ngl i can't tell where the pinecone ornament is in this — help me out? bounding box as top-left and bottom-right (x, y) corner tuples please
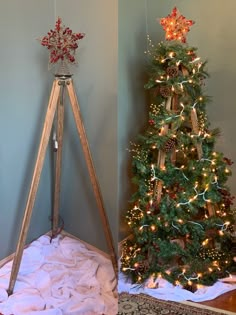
(160, 85), (172, 98)
(166, 65), (179, 78)
(163, 138), (177, 152)
(135, 259), (149, 273)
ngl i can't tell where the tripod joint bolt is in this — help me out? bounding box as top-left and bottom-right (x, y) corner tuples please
(58, 80), (71, 86)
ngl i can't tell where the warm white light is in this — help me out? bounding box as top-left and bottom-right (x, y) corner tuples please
(150, 225), (156, 231)
(202, 239), (209, 246)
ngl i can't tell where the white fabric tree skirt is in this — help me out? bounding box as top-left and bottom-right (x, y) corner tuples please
(118, 269), (236, 303)
(0, 235), (117, 315)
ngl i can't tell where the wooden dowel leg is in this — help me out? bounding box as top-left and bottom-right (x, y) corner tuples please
(155, 151), (166, 204)
(7, 80), (61, 295)
(154, 96), (172, 205)
(66, 79), (118, 279)
(190, 108), (203, 159)
(52, 88), (65, 236)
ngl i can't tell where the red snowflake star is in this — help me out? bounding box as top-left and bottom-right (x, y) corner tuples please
(160, 7), (194, 43)
(39, 17), (85, 64)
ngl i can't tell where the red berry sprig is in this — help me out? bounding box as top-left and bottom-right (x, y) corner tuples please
(39, 17), (85, 64)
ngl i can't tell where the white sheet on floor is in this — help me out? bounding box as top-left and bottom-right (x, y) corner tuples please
(118, 269), (236, 302)
(0, 235), (117, 315)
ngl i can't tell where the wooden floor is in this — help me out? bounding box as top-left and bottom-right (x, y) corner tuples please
(199, 289), (236, 313)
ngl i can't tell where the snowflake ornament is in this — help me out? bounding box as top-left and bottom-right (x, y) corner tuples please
(39, 17), (85, 65)
(160, 7), (194, 43)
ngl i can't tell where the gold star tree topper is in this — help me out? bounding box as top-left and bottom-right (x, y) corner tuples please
(160, 7), (194, 43)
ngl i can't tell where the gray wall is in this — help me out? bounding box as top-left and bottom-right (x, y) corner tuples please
(118, 1), (148, 239)
(57, 0), (118, 252)
(0, 0), (117, 260)
(118, 0), (236, 240)
(1, 0), (236, 259)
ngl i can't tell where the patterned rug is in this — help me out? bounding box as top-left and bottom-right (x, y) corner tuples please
(118, 292), (229, 315)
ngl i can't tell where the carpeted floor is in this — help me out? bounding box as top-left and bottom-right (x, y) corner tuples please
(118, 292), (233, 315)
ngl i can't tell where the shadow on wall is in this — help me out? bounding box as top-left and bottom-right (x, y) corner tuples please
(119, 59), (149, 241)
(206, 69), (236, 203)
(9, 79), (53, 253)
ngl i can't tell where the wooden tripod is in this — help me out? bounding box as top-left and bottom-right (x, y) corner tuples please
(7, 75), (118, 295)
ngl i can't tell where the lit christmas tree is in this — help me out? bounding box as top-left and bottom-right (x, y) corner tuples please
(121, 7), (236, 291)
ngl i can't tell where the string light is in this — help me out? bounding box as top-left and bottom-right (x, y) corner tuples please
(150, 225), (156, 231)
(133, 248), (141, 258)
(190, 57), (201, 63)
(175, 166), (190, 181)
(192, 101), (198, 109)
(151, 164), (161, 181)
(139, 224), (149, 231)
(177, 185), (211, 206)
(122, 267), (136, 271)
(197, 63), (202, 71)
(226, 271), (233, 278)
(202, 239), (209, 246)
(178, 269), (201, 281)
(216, 221), (230, 231)
(200, 158), (216, 164)
(188, 221), (204, 229)
(176, 60), (181, 66)
(172, 222), (180, 231)
(164, 102), (185, 122)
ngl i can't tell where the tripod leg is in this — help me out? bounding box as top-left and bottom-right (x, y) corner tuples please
(7, 79), (61, 295)
(52, 87), (65, 236)
(66, 79), (118, 279)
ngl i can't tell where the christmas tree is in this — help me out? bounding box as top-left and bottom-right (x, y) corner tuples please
(121, 7), (236, 291)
